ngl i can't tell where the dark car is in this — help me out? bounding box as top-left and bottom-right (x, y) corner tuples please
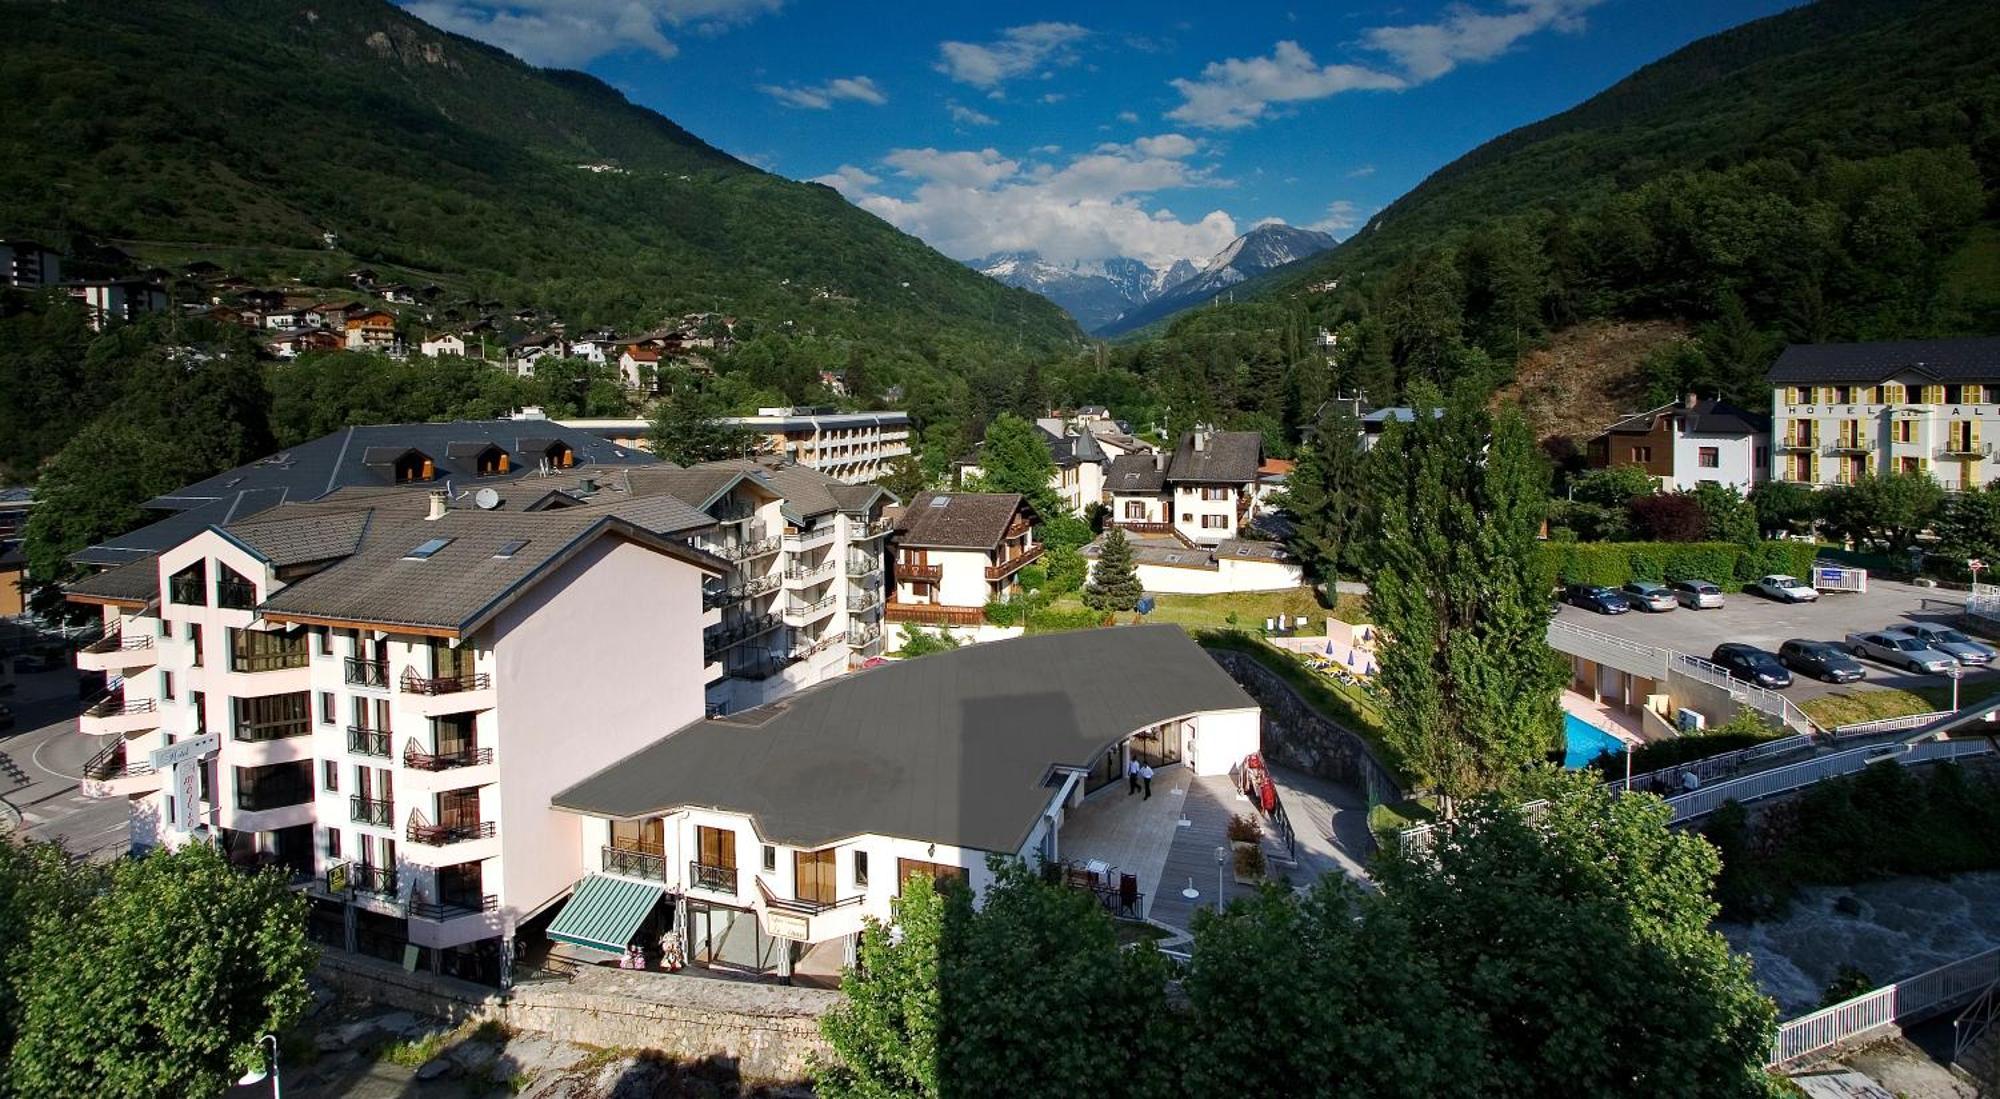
(1778, 639), (1865, 684)
(1712, 643), (1793, 689)
(0, 702), (12, 730)
(1564, 583), (1631, 615)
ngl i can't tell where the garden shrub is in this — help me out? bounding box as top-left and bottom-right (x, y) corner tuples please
(1540, 540), (1817, 591)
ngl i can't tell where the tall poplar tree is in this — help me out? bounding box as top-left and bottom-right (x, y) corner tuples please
(1280, 401), (1364, 586)
(1363, 383), (1565, 811)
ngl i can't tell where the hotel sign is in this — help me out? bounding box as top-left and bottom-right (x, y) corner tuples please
(151, 733), (219, 834)
(765, 910), (811, 942)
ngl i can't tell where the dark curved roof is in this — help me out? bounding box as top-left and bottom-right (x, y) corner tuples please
(552, 626), (1257, 852)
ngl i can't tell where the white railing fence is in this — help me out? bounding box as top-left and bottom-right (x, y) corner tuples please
(1771, 947), (2000, 1066)
(1668, 652), (1819, 736)
(1667, 738), (1994, 824)
(1828, 710), (1955, 738)
(1622, 732), (1818, 792)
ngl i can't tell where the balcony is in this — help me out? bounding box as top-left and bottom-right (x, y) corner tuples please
(791, 632), (842, 661)
(884, 602), (985, 627)
(234, 714), (309, 743)
(399, 669), (491, 696)
(1937, 441), (1994, 460)
(349, 795), (394, 827)
(79, 692), (159, 736)
(1822, 438), (1875, 456)
(783, 559), (837, 587)
(347, 726), (391, 757)
(710, 500), (755, 524)
(229, 647), (309, 674)
(408, 895), (498, 922)
(1111, 520), (1174, 536)
(215, 578), (258, 611)
(344, 657), (390, 689)
(703, 535), (781, 563)
(703, 613), (782, 662)
(76, 629), (159, 673)
(848, 590), (882, 616)
(79, 739), (162, 799)
(1775, 437), (1818, 453)
(785, 593), (839, 625)
(757, 876), (864, 917)
(689, 860), (739, 895)
(402, 738), (493, 771)
(602, 843), (667, 881)
(986, 544), (1045, 581)
(406, 816), (496, 846)
(852, 517), (894, 540)
(848, 622), (882, 650)
(329, 861), (398, 899)
(168, 576), (206, 606)
(785, 525), (836, 549)
(846, 554), (880, 577)
(898, 562), (942, 583)
(703, 573), (781, 610)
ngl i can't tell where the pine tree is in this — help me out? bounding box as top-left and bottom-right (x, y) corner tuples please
(1083, 527), (1144, 612)
(1363, 383), (1565, 812)
(647, 372), (748, 465)
(1280, 401), (1363, 585)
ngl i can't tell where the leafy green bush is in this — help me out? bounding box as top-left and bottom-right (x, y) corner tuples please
(982, 599), (1023, 628)
(1540, 540), (1817, 590)
(1025, 606), (1104, 633)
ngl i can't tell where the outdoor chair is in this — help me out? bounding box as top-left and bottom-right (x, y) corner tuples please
(1117, 874), (1141, 918)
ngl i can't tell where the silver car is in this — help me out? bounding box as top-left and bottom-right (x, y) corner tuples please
(1670, 579), (1725, 609)
(1619, 581), (1676, 612)
(1845, 630), (1957, 674)
(1887, 622), (1996, 666)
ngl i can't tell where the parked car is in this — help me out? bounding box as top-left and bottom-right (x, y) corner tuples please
(1845, 630), (1956, 674)
(1619, 581), (1676, 612)
(1712, 643), (1792, 689)
(1669, 579), (1725, 609)
(1749, 574), (1820, 603)
(1564, 584), (1631, 615)
(1778, 639), (1866, 683)
(0, 702), (12, 730)
(1886, 622), (1997, 666)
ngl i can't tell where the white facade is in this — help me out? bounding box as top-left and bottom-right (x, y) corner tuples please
(1095, 555), (1304, 595)
(70, 280), (168, 330)
(1173, 484), (1245, 545)
(1671, 426), (1763, 493)
(421, 334), (467, 358)
(1771, 381), (2000, 490)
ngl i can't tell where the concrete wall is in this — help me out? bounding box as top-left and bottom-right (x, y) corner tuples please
(315, 952), (834, 1083)
(1117, 557), (1303, 595)
(1205, 648), (1404, 809)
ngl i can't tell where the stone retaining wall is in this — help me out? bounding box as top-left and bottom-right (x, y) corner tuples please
(1206, 648), (1406, 812)
(317, 953), (837, 1082)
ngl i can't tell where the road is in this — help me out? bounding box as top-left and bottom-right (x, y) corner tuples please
(1552, 578), (1995, 706)
(0, 665), (133, 859)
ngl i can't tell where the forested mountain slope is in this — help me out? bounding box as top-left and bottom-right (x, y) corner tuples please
(0, 0), (1080, 352)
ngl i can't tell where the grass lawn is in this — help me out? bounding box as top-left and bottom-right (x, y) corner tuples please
(1036, 586), (1366, 633)
(1113, 920), (1172, 948)
(1367, 799), (1436, 849)
(1798, 677), (2000, 728)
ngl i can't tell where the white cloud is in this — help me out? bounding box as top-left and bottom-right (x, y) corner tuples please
(819, 137), (1237, 266)
(1116, 110), (1140, 124)
(1166, 0), (1604, 130)
(1345, 164), (1377, 178)
(936, 22), (1089, 89)
(1306, 200), (1363, 236)
(405, 0), (781, 67)
(758, 75), (887, 109)
(1167, 41), (1404, 130)
(948, 102), (998, 126)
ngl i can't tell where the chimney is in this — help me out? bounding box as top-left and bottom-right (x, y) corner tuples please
(426, 490), (449, 521)
(1154, 451), (1168, 472)
(579, 475), (599, 495)
(1684, 391), (1699, 410)
(1193, 428), (1208, 452)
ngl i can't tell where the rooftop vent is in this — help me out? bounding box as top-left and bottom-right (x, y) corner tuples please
(929, 496), (950, 508)
(405, 536), (453, 560)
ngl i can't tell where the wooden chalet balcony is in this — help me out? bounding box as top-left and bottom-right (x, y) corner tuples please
(1111, 520), (1174, 535)
(898, 562), (942, 583)
(399, 668), (491, 695)
(986, 544), (1045, 581)
(884, 602), (985, 626)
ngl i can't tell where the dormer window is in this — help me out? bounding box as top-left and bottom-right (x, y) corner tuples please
(168, 561), (207, 606)
(215, 564), (257, 610)
(475, 446), (511, 476)
(394, 450), (437, 483)
(545, 442), (576, 469)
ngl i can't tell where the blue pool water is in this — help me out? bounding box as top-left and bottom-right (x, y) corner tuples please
(1563, 713), (1627, 769)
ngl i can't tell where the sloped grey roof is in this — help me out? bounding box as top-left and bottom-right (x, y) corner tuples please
(894, 492), (1023, 550)
(226, 508), (373, 566)
(1767, 337), (2000, 384)
(552, 626), (1258, 852)
(65, 559), (159, 605)
(74, 488), (293, 567)
(1168, 431), (1262, 484)
(1107, 454), (1167, 494)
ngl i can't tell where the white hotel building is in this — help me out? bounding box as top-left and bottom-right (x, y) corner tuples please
(1767, 337), (2000, 489)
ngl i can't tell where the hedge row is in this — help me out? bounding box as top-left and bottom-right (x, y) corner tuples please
(1540, 540), (1819, 589)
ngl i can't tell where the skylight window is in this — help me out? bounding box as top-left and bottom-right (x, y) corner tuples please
(405, 537), (453, 560)
(493, 539), (529, 559)
(929, 496), (950, 508)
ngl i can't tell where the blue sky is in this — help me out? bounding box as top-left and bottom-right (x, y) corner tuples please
(407, 0), (1800, 267)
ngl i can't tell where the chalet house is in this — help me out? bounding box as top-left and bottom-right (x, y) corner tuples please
(265, 328), (341, 359)
(509, 333), (564, 376)
(566, 335), (612, 366)
(0, 239), (62, 288)
(420, 333), (468, 358)
(618, 344), (662, 390)
(180, 259), (222, 280)
(1585, 395), (1770, 493)
(1106, 429), (1263, 546)
(344, 310), (398, 352)
(886, 492), (1038, 630)
(381, 284), (420, 305)
(953, 418), (1108, 518)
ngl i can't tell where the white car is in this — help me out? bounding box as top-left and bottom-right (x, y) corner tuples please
(1749, 574), (1819, 603)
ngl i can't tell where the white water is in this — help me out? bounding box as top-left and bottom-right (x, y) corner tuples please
(1718, 871), (2000, 1015)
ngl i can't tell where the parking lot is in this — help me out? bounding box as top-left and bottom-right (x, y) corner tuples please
(1552, 577), (1993, 706)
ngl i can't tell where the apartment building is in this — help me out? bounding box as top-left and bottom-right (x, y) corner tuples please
(955, 418), (1109, 517)
(543, 626), (1260, 982)
(725, 409), (912, 484)
(68, 489), (727, 982)
(1105, 429), (1264, 546)
(1583, 396), (1770, 493)
(68, 278), (168, 330)
(344, 310), (398, 352)
(885, 492), (1039, 630)
(1767, 337), (2000, 489)
(0, 239), (61, 287)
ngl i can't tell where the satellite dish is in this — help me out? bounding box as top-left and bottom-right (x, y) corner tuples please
(474, 488), (501, 510)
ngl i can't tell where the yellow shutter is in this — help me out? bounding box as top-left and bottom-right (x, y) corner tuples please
(1929, 385), (1947, 405)
(1974, 420), (1983, 449)
(1810, 419), (1821, 446)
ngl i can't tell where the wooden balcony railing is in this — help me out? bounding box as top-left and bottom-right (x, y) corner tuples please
(986, 543), (1045, 581)
(399, 668), (490, 695)
(884, 602), (985, 626)
(689, 861), (739, 894)
(897, 562), (942, 582)
(343, 658), (389, 688)
(602, 844), (667, 881)
(346, 726), (391, 757)
(1111, 520), (1174, 535)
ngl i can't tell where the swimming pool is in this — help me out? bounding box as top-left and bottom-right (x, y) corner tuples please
(1563, 713), (1626, 769)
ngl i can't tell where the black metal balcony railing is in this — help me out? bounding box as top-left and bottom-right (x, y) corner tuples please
(85, 692), (157, 719)
(402, 738), (493, 771)
(406, 818), (496, 846)
(215, 578), (258, 610)
(346, 726), (391, 757)
(168, 576), (206, 606)
(83, 630), (154, 655)
(334, 862), (398, 898)
(408, 895), (498, 922)
(689, 860), (739, 894)
(344, 658), (390, 688)
(229, 648), (309, 674)
(759, 877), (866, 916)
(234, 717), (310, 743)
(400, 668), (491, 695)
(602, 844), (667, 880)
(349, 795), (393, 827)
(703, 613), (781, 662)
(82, 739), (127, 781)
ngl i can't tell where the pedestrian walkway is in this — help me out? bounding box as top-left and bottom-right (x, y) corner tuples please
(1264, 763), (1375, 889)
(1146, 775), (1266, 932)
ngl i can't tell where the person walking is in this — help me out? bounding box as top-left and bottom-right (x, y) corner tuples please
(1140, 763), (1154, 799)
(1127, 756), (1140, 795)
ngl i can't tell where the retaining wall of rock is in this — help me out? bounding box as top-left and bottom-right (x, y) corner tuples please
(1206, 648), (1406, 813)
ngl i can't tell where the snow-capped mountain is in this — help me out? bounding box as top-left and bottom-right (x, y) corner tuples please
(1095, 223), (1337, 336)
(972, 251), (1199, 333)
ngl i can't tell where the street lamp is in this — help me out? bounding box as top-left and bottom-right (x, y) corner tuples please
(236, 1033), (280, 1098)
(1214, 845), (1227, 914)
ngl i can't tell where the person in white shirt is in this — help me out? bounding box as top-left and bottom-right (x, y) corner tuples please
(1140, 763), (1155, 799)
(1127, 756), (1141, 795)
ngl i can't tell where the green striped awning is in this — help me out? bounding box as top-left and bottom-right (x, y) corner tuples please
(546, 874), (665, 955)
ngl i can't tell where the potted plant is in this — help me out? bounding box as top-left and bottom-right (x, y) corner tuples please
(1232, 843), (1266, 884)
